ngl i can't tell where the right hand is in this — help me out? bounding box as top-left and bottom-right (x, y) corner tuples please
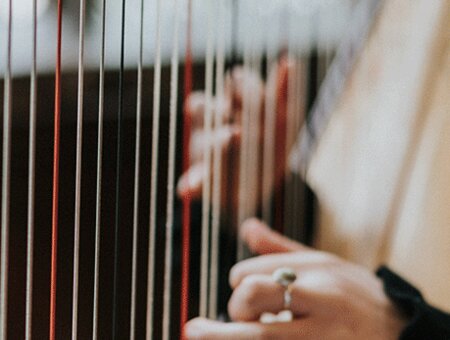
(184, 219), (408, 340)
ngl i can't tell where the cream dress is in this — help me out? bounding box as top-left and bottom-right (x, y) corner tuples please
(291, 0), (450, 311)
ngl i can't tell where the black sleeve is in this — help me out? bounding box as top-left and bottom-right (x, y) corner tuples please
(376, 266), (450, 340)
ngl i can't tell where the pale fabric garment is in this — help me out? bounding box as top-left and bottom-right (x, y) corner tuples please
(291, 0), (450, 311)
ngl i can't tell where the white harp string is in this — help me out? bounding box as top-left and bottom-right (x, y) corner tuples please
(199, 0), (216, 319)
(0, 0), (13, 337)
(162, 0), (180, 337)
(25, 0), (38, 338)
(72, 0), (86, 338)
(92, 0), (106, 340)
(292, 56), (305, 238)
(92, 0), (107, 338)
(129, 0), (145, 338)
(237, 32), (252, 261)
(209, 0), (226, 320)
(284, 10), (297, 238)
(247, 45), (262, 220)
(146, 0), (162, 337)
(262, 23), (279, 225)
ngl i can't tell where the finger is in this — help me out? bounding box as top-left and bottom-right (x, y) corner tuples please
(177, 127), (241, 199)
(185, 92), (207, 128)
(226, 67), (264, 120)
(184, 317), (318, 340)
(229, 251), (328, 288)
(241, 218), (310, 255)
(190, 126), (240, 163)
(228, 274), (311, 321)
(177, 163), (204, 199)
(185, 92), (232, 129)
(184, 317), (262, 340)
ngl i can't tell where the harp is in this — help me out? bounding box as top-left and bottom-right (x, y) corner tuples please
(0, 0), (448, 339)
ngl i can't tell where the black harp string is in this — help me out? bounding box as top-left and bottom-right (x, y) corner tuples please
(112, 0), (127, 337)
(25, 0), (38, 338)
(93, 0), (107, 338)
(129, 0), (145, 338)
(0, 0), (13, 337)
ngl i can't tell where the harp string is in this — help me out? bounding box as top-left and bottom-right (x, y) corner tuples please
(291, 12), (303, 239)
(261, 19), (279, 226)
(284, 8), (298, 238)
(209, 0), (226, 320)
(290, 56), (303, 239)
(236, 27), (252, 261)
(50, 0), (63, 338)
(0, 0), (12, 338)
(295, 10), (313, 240)
(72, 0), (87, 337)
(161, 0), (181, 338)
(92, 0), (107, 338)
(272, 7), (289, 235)
(112, 0), (127, 336)
(146, 0), (162, 337)
(180, 0), (193, 333)
(129, 0), (145, 338)
(199, 0), (216, 319)
(25, 0), (38, 338)
(248, 43), (262, 220)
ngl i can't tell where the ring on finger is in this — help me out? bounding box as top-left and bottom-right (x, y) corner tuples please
(272, 267), (296, 310)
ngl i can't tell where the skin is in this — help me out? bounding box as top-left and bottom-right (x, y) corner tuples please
(177, 57), (293, 212)
(184, 219), (408, 340)
(178, 61), (408, 339)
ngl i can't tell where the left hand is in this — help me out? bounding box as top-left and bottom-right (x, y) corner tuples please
(184, 219), (408, 340)
(177, 57), (296, 213)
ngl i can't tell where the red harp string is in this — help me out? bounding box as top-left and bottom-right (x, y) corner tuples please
(50, 0), (63, 339)
(180, 0), (193, 336)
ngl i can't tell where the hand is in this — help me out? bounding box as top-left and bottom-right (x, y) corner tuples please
(177, 56), (297, 215)
(184, 219), (408, 340)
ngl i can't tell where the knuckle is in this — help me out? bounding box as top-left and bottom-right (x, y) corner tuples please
(229, 266), (243, 287)
(240, 276), (263, 305)
(228, 276), (264, 320)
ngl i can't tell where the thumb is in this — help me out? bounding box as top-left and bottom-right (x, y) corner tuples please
(240, 218), (309, 255)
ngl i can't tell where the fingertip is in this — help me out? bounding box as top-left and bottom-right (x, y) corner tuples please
(183, 318), (208, 340)
(176, 174), (192, 199)
(177, 164), (204, 200)
(241, 218), (268, 236)
(185, 92), (207, 126)
(229, 264), (244, 289)
(240, 218), (309, 255)
(183, 320), (197, 339)
(240, 218), (278, 254)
